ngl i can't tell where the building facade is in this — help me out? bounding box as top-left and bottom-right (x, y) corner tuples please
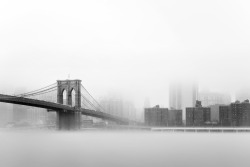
(144, 105), (182, 126)
(219, 100), (250, 127)
(186, 101), (211, 126)
(219, 106), (231, 126)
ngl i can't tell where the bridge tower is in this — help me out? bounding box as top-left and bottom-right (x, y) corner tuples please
(56, 79), (82, 130)
(57, 79), (81, 108)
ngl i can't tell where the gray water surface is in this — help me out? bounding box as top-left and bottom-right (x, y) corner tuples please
(0, 130), (249, 167)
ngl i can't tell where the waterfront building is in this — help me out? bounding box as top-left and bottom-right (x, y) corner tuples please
(219, 100), (250, 127)
(144, 105), (182, 126)
(219, 106), (231, 126)
(186, 100), (211, 126)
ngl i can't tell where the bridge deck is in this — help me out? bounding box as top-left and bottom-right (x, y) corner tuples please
(0, 94), (130, 124)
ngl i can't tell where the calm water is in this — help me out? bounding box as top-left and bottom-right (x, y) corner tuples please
(0, 130), (250, 167)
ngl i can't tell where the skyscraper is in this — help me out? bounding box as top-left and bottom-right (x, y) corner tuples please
(13, 88), (29, 123)
(235, 87), (250, 102)
(198, 90), (231, 122)
(99, 97), (137, 120)
(199, 91), (231, 107)
(169, 81), (198, 123)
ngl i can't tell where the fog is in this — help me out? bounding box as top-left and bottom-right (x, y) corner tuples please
(1, 1), (250, 166)
(1, 0), (250, 108)
(0, 131), (250, 167)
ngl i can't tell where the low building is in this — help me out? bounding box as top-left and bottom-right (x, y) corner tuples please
(241, 100), (250, 126)
(219, 106), (231, 126)
(168, 109), (182, 126)
(186, 100), (211, 126)
(144, 105), (182, 126)
(219, 100), (250, 127)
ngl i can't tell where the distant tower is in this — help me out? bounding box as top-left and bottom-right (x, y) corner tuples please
(235, 87), (250, 102)
(144, 97), (151, 108)
(13, 88), (28, 122)
(169, 83), (182, 110)
(169, 81), (198, 123)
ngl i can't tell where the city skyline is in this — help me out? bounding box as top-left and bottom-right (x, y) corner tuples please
(1, 1), (250, 167)
(169, 81), (198, 121)
(3, 80), (250, 115)
(2, 1), (250, 113)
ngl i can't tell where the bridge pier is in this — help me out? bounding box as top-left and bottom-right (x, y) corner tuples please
(57, 112), (81, 130)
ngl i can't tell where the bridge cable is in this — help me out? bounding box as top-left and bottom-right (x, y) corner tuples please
(15, 83), (57, 96)
(21, 87), (57, 97)
(81, 84), (107, 112)
(80, 94), (99, 111)
(81, 94), (102, 111)
(15, 82), (70, 97)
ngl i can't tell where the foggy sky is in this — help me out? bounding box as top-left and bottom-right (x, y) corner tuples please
(1, 0), (250, 108)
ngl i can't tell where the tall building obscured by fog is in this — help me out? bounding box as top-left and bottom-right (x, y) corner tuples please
(199, 91), (231, 107)
(235, 88), (250, 102)
(12, 88), (57, 125)
(26, 107), (56, 125)
(99, 97), (136, 121)
(169, 81), (198, 123)
(144, 97), (151, 108)
(13, 104), (28, 122)
(0, 103), (12, 126)
(0, 91), (13, 126)
(13, 88), (29, 122)
(198, 91), (231, 122)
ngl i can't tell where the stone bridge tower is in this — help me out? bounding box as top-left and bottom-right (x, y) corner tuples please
(56, 79), (82, 130)
(57, 79), (81, 108)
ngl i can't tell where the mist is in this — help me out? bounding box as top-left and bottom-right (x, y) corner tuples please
(1, 0), (250, 109)
(2, 1), (250, 167)
(1, 131), (250, 167)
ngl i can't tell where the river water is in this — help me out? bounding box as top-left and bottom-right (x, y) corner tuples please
(0, 129), (250, 167)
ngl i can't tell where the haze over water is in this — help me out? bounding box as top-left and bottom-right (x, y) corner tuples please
(0, 130), (250, 167)
(1, 0), (250, 167)
(2, 0), (250, 109)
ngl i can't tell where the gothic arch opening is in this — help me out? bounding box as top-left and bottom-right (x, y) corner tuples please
(70, 88), (76, 107)
(62, 89), (67, 105)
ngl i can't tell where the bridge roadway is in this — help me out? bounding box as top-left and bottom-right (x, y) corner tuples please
(0, 94), (130, 124)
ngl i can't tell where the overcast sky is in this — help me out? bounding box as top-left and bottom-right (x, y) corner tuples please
(1, 0), (250, 108)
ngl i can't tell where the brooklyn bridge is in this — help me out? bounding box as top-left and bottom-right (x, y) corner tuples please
(0, 79), (137, 130)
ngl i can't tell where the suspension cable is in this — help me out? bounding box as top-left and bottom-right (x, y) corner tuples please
(21, 89), (56, 98)
(15, 83), (56, 96)
(81, 101), (88, 109)
(21, 87), (57, 97)
(81, 84), (106, 111)
(15, 82), (72, 97)
(81, 94), (97, 110)
(81, 94), (99, 111)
